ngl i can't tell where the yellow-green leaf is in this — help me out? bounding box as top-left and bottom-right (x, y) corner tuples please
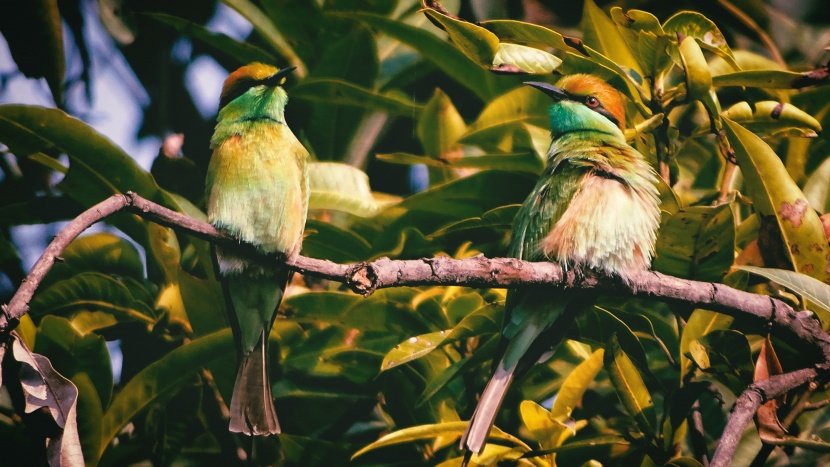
(308, 162), (380, 217)
(351, 421), (530, 459)
(604, 335), (656, 439)
(423, 8), (499, 66)
(663, 11), (739, 70)
(418, 89), (466, 158)
(551, 349), (605, 419)
(581, 0), (644, 80)
(493, 43), (562, 74)
(381, 330), (450, 370)
(723, 117), (830, 284)
(716, 101), (821, 138)
(461, 87), (549, 144)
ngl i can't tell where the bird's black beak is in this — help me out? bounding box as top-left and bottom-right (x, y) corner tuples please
(264, 66), (297, 86)
(524, 81), (569, 101)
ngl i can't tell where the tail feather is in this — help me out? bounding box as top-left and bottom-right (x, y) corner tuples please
(460, 360), (516, 456)
(229, 331), (280, 435)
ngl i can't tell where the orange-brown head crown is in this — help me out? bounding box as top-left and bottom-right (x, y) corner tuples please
(219, 63), (292, 110)
(555, 74), (626, 131)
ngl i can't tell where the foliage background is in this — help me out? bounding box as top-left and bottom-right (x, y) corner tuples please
(1, 0), (830, 466)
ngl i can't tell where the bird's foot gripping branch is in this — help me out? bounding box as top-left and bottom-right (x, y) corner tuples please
(2, 192), (830, 466)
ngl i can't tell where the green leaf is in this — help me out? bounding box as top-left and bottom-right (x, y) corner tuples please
(581, 0), (644, 80)
(99, 330), (234, 460)
(520, 400), (575, 450)
(220, 0), (306, 76)
(610, 8), (664, 35)
(422, 9), (499, 66)
(0, 0), (64, 103)
(351, 421), (529, 459)
(0, 105), (191, 282)
(381, 330), (451, 371)
(493, 43), (562, 74)
(804, 156), (830, 213)
(417, 88), (466, 161)
(713, 70), (809, 89)
(716, 101), (822, 138)
(680, 308), (734, 380)
(573, 307), (650, 372)
(677, 34), (714, 104)
(29, 272), (156, 327)
(695, 330), (754, 394)
(304, 27), (379, 161)
(428, 204), (520, 238)
(302, 219), (372, 263)
(44, 233), (144, 286)
(654, 205), (735, 283)
(416, 335), (499, 405)
(604, 335), (656, 439)
(663, 11), (739, 70)
(723, 117), (830, 284)
(480, 19), (645, 109)
(551, 349), (605, 418)
(377, 152), (542, 174)
(283, 289), (427, 334)
(292, 79), (422, 116)
(461, 87), (549, 144)
(141, 13), (277, 65)
(308, 162), (380, 216)
(71, 373), (103, 466)
(345, 12), (505, 100)
(737, 266), (830, 317)
(34, 316), (113, 420)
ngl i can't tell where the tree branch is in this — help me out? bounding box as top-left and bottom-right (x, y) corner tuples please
(711, 368), (820, 467)
(3, 192), (830, 467)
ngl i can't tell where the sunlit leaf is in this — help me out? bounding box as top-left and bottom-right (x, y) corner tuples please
(712, 101), (821, 138)
(723, 118), (830, 284)
(663, 11), (739, 70)
(604, 335), (656, 439)
(381, 330), (450, 370)
(351, 421), (529, 459)
(581, 0), (644, 80)
(422, 8), (499, 66)
(308, 162), (380, 216)
(493, 43), (562, 74)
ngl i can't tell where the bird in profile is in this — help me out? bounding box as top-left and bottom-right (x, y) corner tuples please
(206, 62), (310, 435)
(460, 74), (662, 464)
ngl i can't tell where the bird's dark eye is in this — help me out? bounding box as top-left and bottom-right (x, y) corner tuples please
(585, 96), (600, 108)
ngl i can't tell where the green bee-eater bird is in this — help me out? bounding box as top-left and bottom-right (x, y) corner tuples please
(460, 75), (662, 463)
(206, 63), (309, 435)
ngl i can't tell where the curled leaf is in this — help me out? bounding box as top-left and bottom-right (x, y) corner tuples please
(492, 43), (562, 74)
(715, 101), (821, 138)
(12, 334), (84, 466)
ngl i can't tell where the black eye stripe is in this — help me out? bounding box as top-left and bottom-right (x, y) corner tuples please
(556, 89), (620, 128)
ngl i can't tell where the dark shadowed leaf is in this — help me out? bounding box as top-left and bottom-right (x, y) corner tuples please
(654, 205), (735, 283)
(142, 13), (277, 65)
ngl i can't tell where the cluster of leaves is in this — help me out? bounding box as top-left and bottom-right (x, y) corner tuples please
(1, 0), (830, 466)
